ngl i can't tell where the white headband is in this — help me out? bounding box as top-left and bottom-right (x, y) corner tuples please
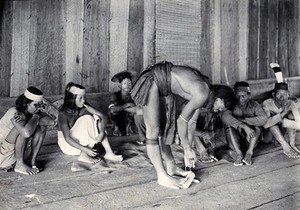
(69, 86), (86, 95)
(24, 89), (43, 102)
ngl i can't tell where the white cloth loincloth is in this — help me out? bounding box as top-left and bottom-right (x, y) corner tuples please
(57, 114), (101, 156)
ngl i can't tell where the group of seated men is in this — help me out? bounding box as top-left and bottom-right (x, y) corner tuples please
(0, 60), (299, 189)
(108, 64), (300, 168)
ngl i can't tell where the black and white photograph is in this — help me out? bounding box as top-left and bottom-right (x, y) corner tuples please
(0, 0), (300, 209)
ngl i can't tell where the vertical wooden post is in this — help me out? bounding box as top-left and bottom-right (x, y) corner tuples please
(211, 0), (221, 84)
(109, 0), (130, 92)
(65, 0), (84, 85)
(127, 0), (144, 76)
(0, 1), (13, 97)
(10, 1), (30, 97)
(143, 0), (156, 69)
(238, 0), (249, 81)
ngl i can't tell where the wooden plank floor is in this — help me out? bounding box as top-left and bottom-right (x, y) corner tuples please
(1, 130), (300, 210)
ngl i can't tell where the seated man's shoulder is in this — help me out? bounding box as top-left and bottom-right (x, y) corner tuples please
(249, 99), (262, 106)
(262, 98), (274, 105)
(0, 107), (17, 121)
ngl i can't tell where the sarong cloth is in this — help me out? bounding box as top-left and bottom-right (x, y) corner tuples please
(131, 61), (176, 145)
(57, 114), (101, 156)
(0, 107), (30, 169)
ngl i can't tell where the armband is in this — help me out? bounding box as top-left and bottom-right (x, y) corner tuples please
(179, 115), (189, 123)
(108, 104), (115, 109)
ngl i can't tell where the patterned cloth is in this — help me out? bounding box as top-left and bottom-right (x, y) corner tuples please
(131, 61), (176, 145)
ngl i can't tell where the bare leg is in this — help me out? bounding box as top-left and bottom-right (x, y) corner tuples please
(287, 128), (300, 154)
(194, 136), (214, 163)
(226, 127), (243, 166)
(14, 136), (39, 175)
(30, 125), (47, 167)
(269, 125), (299, 158)
(101, 135), (123, 162)
(134, 114), (146, 144)
(243, 127), (260, 165)
(143, 84), (185, 189)
(159, 139), (191, 177)
(93, 118), (123, 162)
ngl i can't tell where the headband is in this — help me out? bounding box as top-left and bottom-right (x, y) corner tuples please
(236, 86), (251, 93)
(270, 63), (283, 83)
(24, 89), (43, 102)
(68, 86), (86, 95)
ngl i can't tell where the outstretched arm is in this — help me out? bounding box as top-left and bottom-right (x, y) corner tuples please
(177, 99), (204, 167)
(187, 108), (200, 145)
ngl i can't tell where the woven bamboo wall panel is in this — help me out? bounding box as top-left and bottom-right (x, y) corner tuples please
(156, 0), (201, 70)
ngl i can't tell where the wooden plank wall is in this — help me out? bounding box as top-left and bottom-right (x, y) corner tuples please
(0, 0), (143, 97)
(0, 0), (12, 96)
(28, 0), (66, 95)
(0, 0), (299, 97)
(82, 0), (110, 92)
(156, 0), (300, 84)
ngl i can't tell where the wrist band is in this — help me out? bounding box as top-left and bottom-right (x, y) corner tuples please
(179, 115), (189, 123)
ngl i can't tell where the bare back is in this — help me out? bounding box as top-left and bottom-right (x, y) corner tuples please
(171, 65), (210, 102)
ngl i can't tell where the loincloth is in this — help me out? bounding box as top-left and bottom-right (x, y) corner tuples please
(57, 114), (102, 156)
(131, 61), (176, 145)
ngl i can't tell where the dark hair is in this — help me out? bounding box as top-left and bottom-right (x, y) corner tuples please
(15, 94), (33, 113)
(213, 85), (235, 111)
(15, 86), (43, 113)
(118, 73), (133, 83)
(61, 82), (86, 111)
(234, 81), (249, 89)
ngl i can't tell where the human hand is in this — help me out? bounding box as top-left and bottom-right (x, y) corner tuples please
(84, 147), (98, 157)
(184, 148), (197, 169)
(14, 112), (26, 122)
(126, 103), (135, 108)
(39, 116), (57, 126)
(281, 101), (292, 118)
(241, 124), (256, 139)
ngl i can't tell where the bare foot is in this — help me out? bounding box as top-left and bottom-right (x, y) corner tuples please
(291, 146), (300, 154)
(167, 165), (192, 177)
(14, 163), (39, 175)
(104, 153), (123, 162)
(112, 129), (122, 137)
(234, 154), (243, 166)
(283, 148), (300, 158)
(78, 152), (101, 164)
(242, 153), (252, 165)
(157, 174), (186, 189)
(198, 150), (214, 163)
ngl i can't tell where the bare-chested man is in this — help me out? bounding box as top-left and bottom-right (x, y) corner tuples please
(131, 61), (210, 189)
